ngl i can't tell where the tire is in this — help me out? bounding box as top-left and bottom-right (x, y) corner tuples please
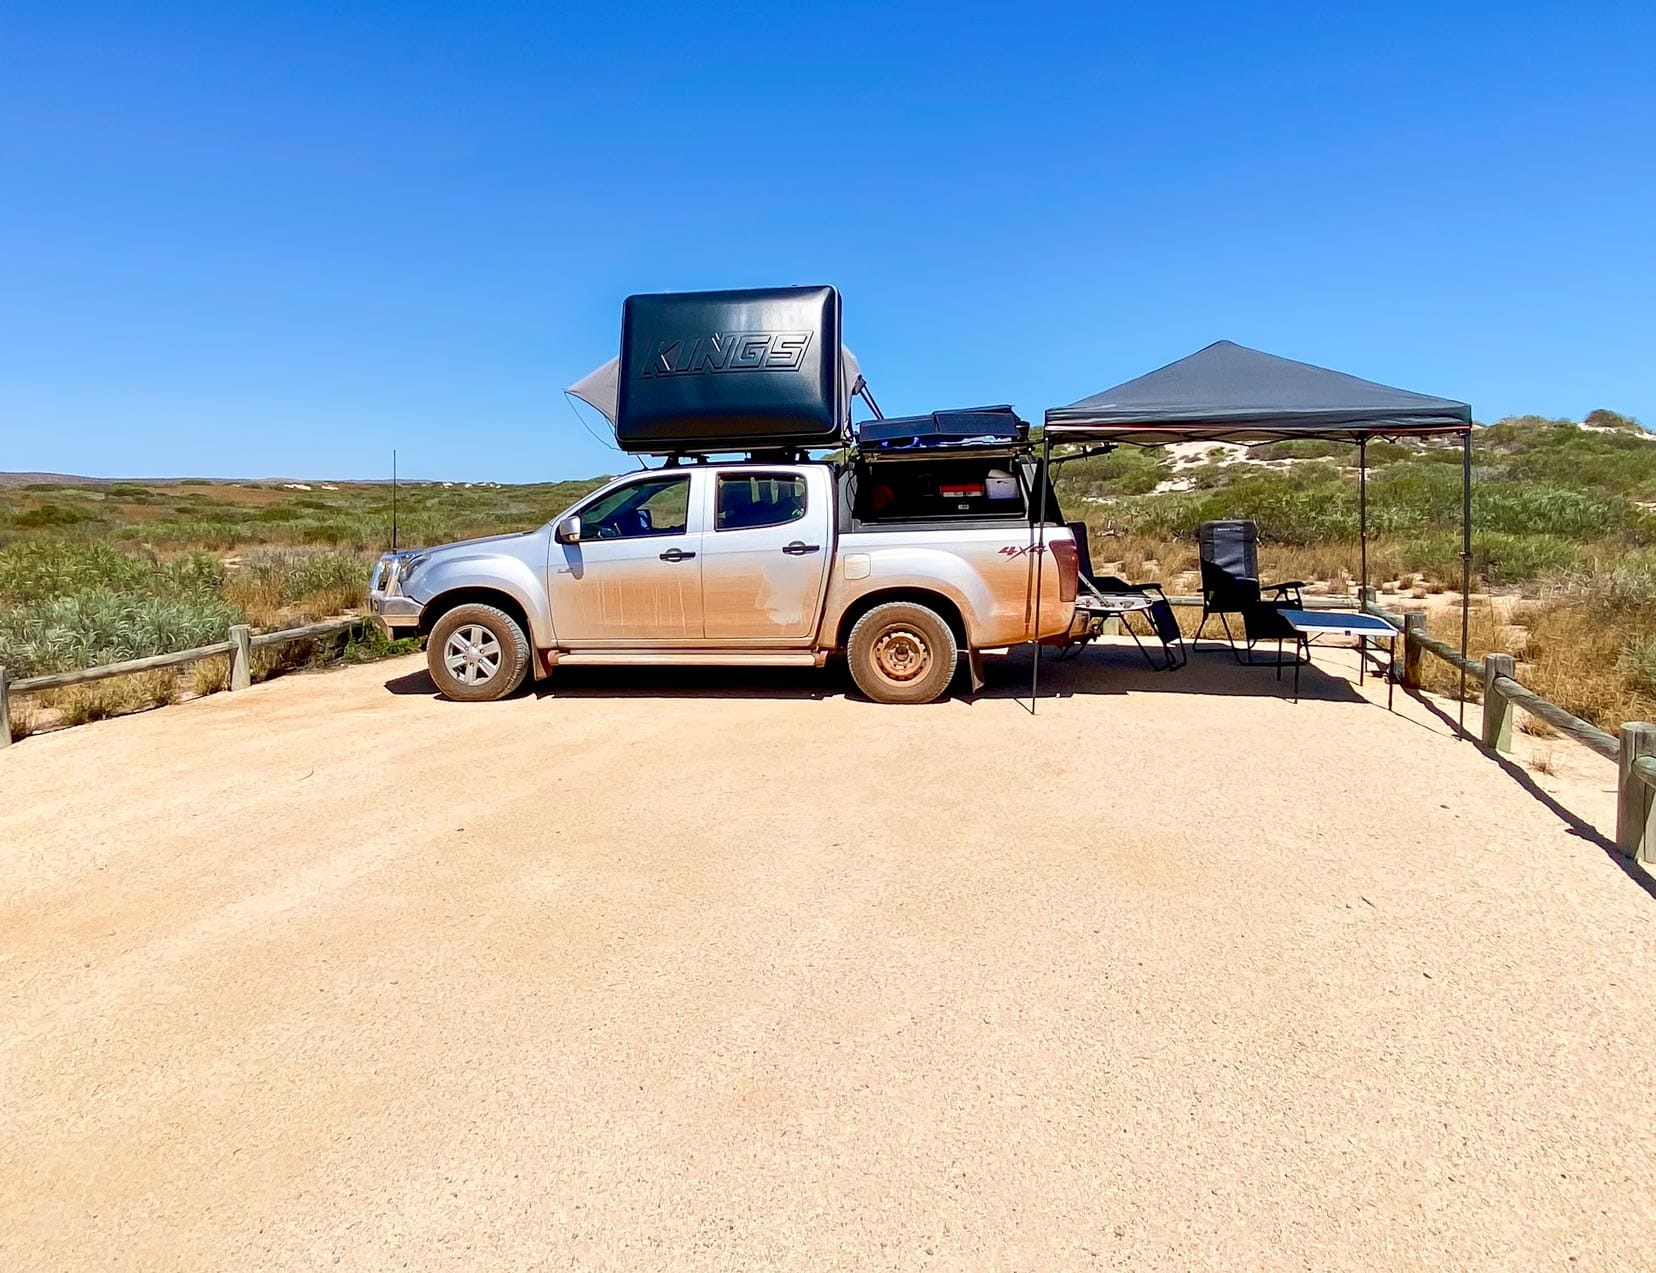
(426, 603), (532, 702)
(845, 601), (960, 705)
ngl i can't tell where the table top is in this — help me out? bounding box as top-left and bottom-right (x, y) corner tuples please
(1085, 592), (1154, 613)
(1276, 609), (1398, 637)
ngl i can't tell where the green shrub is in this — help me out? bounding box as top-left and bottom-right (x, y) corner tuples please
(1246, 439), (1345, 462)
(1584, 408), (1643, 432)
(16, 504), (95, 528)
(1397, 532), (1580, 586)
(1477, 485), (1625, 537)
(1057, 447), (1171, 497)
(0, 592), (242, 677)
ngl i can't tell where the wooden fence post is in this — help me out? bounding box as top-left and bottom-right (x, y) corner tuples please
(0, 667), (11, 749)
(1617, 723), (1656, 863)
(1482, 653), (1515, 752)
(1401, 613), (1425, 689)
(229, 624), (252, 692)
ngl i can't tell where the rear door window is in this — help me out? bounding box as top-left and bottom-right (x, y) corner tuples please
(715, 473), (808, 531)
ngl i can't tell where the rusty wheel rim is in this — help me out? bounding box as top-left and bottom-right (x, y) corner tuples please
(871, 626), (931, 684)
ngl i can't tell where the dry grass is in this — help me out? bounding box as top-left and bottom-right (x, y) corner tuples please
(6, 632), (399, 742)
(251, 632), (351, 684)
(1521, 600), (1656, 729)
(6, 696), (41, 742)
(1413, 589), (1656, 729)
(190, 656), (230, 696)
(42, 667), (181, 728)
(221, 548), (368, 628)
(1518, 712), (1558, 738)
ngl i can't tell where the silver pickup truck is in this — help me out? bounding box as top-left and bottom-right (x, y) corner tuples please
(370, 458), (1078, 704)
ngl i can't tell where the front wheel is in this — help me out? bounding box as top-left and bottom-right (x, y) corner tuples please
(427, 603), (532, 702)
(846, 601), (959, 704)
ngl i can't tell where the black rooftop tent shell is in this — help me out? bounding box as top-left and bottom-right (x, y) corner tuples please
(1043, 340), (1471, 444)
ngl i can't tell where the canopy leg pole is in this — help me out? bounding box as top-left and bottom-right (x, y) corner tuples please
(1459, 428), (1472, 735)
(1030, 432), (1051, 714)
(1358, 435), (1368, 606)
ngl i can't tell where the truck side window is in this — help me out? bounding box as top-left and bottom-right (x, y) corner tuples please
(580, 476), (690, 540)
(716, 473), (807, 531)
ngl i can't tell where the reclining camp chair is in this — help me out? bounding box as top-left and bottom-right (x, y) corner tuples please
(1195, 520), (1305, 664)
(1067, 522), (1187, 671)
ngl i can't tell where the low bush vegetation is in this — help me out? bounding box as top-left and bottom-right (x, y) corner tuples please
(3, 414), (1653, 733)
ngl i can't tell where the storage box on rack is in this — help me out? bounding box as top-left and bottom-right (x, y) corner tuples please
(615, 285), (844, 454)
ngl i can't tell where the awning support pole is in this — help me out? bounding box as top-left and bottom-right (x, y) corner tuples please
(1030, 432), (1052, 714)
(1459, 428), (1472, 734)
(1358, 435), (1368, 604)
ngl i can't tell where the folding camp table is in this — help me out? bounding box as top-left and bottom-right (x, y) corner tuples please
(1274, 609), (1399, 708)
(1069, 592), (1187, 671)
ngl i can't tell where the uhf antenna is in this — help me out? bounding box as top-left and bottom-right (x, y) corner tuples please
(391, 449), (398, 552)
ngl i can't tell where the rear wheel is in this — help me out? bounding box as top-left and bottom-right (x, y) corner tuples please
(846, 601), (959, 705)
(427, 603), (531, 702)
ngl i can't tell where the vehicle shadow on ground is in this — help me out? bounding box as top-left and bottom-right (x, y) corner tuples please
(381, 639), (1366, 706)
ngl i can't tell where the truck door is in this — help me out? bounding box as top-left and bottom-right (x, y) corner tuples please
(547, 472), (703, 644)
(699, 467), (832, 643)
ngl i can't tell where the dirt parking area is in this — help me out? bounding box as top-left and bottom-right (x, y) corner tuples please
(3, 645), (1654, 1270)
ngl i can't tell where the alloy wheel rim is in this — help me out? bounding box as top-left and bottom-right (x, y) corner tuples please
(443, 624), (503, 686)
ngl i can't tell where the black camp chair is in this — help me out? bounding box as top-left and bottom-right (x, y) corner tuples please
(1068, 522), (1187, 671)
(1195, 520), (1305, 664)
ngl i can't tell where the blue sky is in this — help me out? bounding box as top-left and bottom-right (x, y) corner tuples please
(2, 2), (1652, 481)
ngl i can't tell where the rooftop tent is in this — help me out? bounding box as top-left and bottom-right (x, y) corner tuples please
(1044, 340), (1471, 443)
(567, 356), (620, 424)
(567, 343), (868, 439)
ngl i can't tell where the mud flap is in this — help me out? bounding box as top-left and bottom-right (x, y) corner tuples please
(966, 648), (985, 694)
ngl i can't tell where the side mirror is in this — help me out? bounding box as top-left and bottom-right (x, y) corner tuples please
(555, 514), (581, 545)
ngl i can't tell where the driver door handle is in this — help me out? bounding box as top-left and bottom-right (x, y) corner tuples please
(659, 548), (696, 562)
(782, 542), (821, 556)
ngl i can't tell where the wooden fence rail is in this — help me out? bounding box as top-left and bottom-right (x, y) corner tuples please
(0, 617), (364, 749)
(4, 597), (1655, 864)
(1349, 599), (1654, 866)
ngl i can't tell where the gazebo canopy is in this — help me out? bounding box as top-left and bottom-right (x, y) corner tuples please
(1044, 340), (1471, 444)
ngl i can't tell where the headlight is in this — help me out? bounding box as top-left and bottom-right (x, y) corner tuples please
(373, 554), (402, 594)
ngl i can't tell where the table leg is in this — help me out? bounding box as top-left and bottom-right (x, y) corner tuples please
(1358, 634), (1366, 685)
(1387, 634), (1395, 711)
(1294, 638), (1302, 702)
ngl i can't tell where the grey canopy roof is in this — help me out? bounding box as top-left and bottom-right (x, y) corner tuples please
(1045, 340), (1471, 444)
(568, 346), (866, 430)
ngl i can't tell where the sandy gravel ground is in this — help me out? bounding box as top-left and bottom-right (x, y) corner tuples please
(2, 642), (1653, 1271)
